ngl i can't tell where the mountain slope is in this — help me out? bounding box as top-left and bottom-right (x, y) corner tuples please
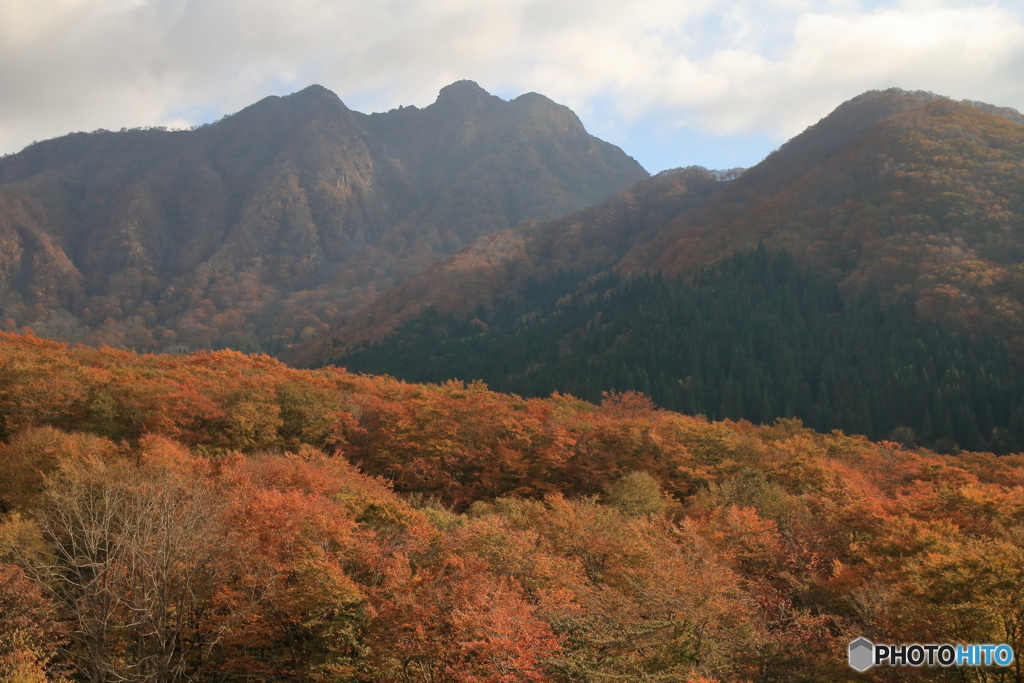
(333, 246), (1024, 453)
(0, 82), (646, 351)
(620, 91), (1024, 352)
(313, 90), (1024, 452)
(288, 165), (735, 364)
(314, 89), (1024, 359)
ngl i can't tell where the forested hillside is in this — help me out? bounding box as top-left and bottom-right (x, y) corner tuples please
(289, 165), (737, 363)
(310, 89), (1024, 454)
(621, 92), (1024, 355)
(314, 89), (1024, 361)
(0, 81), (645, 353)
(2, 333), (1024, 682)
(5, 86), (1024, 681)
(337, 247), (1024, 454)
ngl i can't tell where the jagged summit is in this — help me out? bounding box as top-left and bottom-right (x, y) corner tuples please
(512, 91), (558, 107)
(214, 84), (353, 136)
(432, 80), (501, 110)
(286, 83), (346, 106)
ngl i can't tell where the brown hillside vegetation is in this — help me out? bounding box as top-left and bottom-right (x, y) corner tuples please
(620, 91), (1024, 354)
(2, 332), (1024, 681)
(0, 82), (645, 353)
(309, 90), (1024, 364)
(290, 165), (736, 362)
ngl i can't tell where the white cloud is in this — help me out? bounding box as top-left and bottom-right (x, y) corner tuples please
(0, 0), (1022, 171)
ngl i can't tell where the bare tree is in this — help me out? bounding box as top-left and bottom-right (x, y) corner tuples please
(25, 454), (240, 683)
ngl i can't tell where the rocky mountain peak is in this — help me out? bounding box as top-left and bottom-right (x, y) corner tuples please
(433, 80), (500, 111)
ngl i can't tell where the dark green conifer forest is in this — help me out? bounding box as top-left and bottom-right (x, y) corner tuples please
(337, 247), (1024, 453)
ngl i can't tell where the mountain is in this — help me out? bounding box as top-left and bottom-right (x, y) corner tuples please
(287, 165), (739, 363)
(0, 81), (646, 352)
(318, 89), (1024, 355)
(314, 89), (1024, 453)
(619, 91), (1024, 351)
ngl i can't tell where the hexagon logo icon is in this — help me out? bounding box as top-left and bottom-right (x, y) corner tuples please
(849, 637), (874, 671)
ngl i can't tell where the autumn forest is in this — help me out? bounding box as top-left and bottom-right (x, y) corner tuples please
(3, 84), (1024, 683)
(3, 333), (1024, 682)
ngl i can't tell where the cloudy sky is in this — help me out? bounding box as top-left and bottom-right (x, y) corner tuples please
(2, 0), (1023, 172)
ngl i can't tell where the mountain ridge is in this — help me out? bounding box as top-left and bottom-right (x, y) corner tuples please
(303, 88), (1024, 453)
(308, 88), (1024, 363)
(618, 95), (1024, 357)
(0, 81), (647, 351)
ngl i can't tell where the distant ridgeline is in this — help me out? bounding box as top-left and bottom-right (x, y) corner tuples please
(334, 246), (1024, 454)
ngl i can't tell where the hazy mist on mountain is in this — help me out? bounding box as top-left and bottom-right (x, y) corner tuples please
(0, 81), (646, 351)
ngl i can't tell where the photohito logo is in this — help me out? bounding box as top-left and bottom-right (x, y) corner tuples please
(849, 638), (1014, 671)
